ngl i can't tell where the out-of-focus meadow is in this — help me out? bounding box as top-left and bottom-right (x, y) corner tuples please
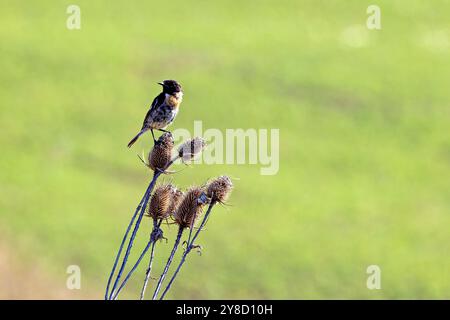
(0, 0), (449, 299)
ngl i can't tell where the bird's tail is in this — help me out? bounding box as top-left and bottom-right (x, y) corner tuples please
(127, 129), (146, 148)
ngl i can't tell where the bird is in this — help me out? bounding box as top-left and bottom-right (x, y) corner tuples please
(127, 80), (183, 148)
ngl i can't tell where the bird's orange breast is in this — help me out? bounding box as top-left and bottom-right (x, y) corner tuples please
(166, 94), (182, 109)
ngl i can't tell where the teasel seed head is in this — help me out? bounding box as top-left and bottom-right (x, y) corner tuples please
(168, 189), (184, 217)
(207, 175), (233, 204)
(148, 133), (174, 172)
(177, 137), (206, 162)
(147, 183), (176, 220)
(174, 186), (208, 229)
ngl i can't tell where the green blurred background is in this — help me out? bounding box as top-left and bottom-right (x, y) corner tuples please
(1, 0), (449, 299)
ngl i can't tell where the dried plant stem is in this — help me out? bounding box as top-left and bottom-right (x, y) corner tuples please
(111, 219), (163, 300)
(140, 230), (158, 300)
(159, 201), (216, 300)
(105, 187), (148, 299)
(108, 171), (162, 299)
(152, 226), (184, 300)
(140, 216), (168, 300)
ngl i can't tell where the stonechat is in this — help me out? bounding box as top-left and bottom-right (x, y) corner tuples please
(127, 80), (183, 148)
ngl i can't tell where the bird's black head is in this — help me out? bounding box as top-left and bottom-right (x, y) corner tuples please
(158, 80), (182, 94)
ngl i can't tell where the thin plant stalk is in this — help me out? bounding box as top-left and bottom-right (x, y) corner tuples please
(108, 171), (161, 299)
(139, 241), (158, 300)
(140, 218), (162, 300)
(159, 201), (216, 300)
(112, 219), (163, 300)
(106, 157), (177, 300)
(152, 226), (184, 300)
(108, 186), (151, 299)
(105, 187), (148, 299)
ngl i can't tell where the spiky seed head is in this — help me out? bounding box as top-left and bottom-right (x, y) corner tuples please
(168, 189), (184, 217)
(207, 176), (233, 204)
(174, 187), (207, 229)
(178, 137), (206, 162)
(147, 183), (175, 219)
(148, 133), (174, 171)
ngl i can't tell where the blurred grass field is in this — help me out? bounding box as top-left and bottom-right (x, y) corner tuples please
(0, 0), (449, 299)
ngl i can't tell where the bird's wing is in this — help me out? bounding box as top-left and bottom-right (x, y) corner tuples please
(141, 93), (165, 128)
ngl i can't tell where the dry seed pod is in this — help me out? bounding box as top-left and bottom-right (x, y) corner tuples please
(168, 189), (184, 217)
(207, 176), (233, 204)
(148, 133), (174, 172)
(174, 187), (208, 228)
(147, 184), (175, 219)
(177, 137), (206, 162)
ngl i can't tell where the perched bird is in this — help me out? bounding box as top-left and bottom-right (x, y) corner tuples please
(127, 80), (183, 148)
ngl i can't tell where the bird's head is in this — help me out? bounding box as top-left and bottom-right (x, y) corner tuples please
(158, 80), (182, 95)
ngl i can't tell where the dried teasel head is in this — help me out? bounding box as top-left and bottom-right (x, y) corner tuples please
(167, 189), (184, 217)
(147, 183), (176, 220)
(148, 133), (174, 172)
(207, 175), (233, 204)
(177, 137), (206, 162)
(173, 187), (208, 229)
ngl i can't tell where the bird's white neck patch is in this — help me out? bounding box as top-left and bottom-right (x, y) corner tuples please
(166, 92), (183, 98)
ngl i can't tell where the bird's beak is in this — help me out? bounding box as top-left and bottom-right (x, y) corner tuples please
(157, 82), (164, 86)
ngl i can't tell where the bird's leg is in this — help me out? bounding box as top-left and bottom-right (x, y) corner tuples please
(150, 129), (157, 144)
(158, 129), (171, 134)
